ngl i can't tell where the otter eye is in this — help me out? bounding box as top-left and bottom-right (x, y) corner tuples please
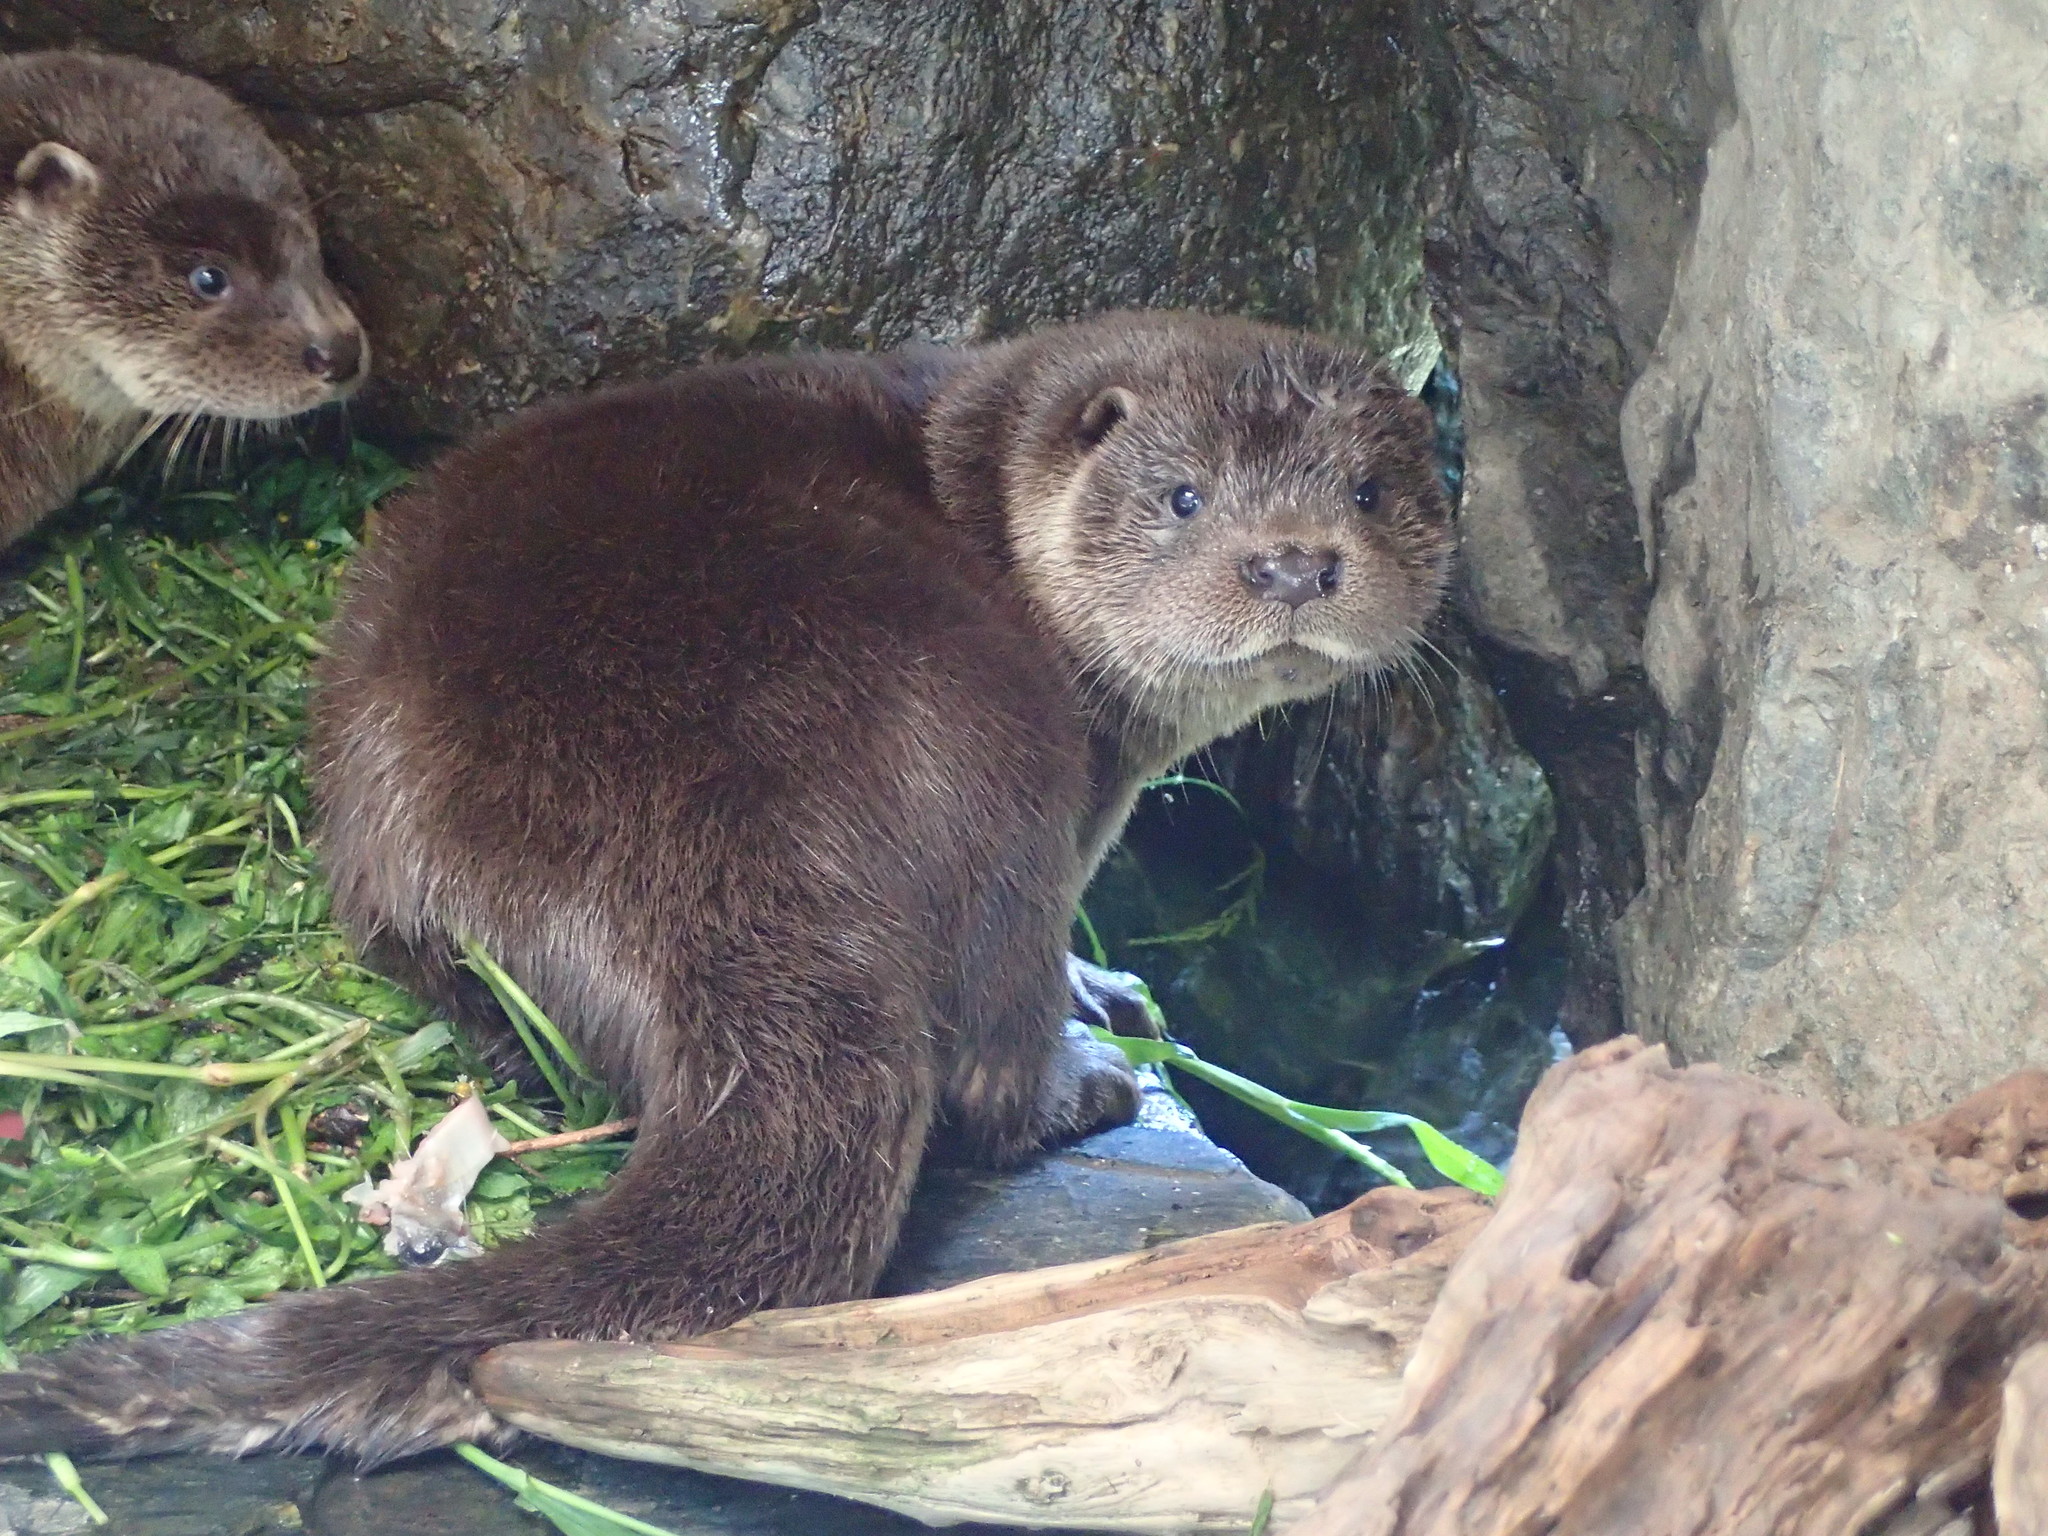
(188, 264), (230, 300)
(1352, 478), (1381, 512)
(1169, 484), (1204, 519)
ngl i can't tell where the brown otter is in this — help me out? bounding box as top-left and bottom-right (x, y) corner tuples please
(0, 312), (1451, 1464)
(0, 50), (366, 548)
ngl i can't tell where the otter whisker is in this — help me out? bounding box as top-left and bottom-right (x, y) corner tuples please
(202, 416), (226, 484)
(160, 411), (203, 491)
(1395, 647), (1445, 734)
(1409, 628), (1465, 688)
(1310, 684), (1338, 778)
(1365, 658), (1392, 728)
(112, 411), (174, 475)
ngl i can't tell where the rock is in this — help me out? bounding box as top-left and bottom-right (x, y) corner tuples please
(1436, 0), (1708, 693)
(0, 1090), (1299, 1535)
(305, 1443), (984, 1535)
(1426, 0), (1711, 1038)
(1616, 0), (2048, 1122)
(0, 1455), (320, 1536)
(883, 1093), (1307, 1294)
(0, 0), (1451, 440)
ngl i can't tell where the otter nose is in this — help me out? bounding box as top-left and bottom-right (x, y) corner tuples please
(1241, 546), (1342, 609)
(303, 330), (364, 384)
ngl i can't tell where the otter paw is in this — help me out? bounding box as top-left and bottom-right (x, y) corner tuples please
(1065, 953), (1162, 1039)
(1033, 1020), (1142, 1145)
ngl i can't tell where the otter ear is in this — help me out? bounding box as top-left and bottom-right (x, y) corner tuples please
(1075, 386), (1137, 450)
(14, 142), (100, 219)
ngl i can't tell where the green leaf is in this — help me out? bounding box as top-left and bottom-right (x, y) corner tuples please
(106, 839), (198, 906)
(533, 1156), (622, 1195)
(473, 1168), (527, 1200)
(454, 1444), (684, 1536)
(387, 1020), (453, 1074)
(111, 1244), (171, 1297)
(1087, 1028), (1505, 1197)
(1405, 1118), (1506, 1199)
(0, 1010), (64, 1040)
(220, 1243), (294, 1299)
(181, 1280), (248, 1319)
(4, 949), (74, 1018)
(5, 1261), (94, 1330)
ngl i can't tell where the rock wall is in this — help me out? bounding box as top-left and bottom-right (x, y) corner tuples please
(1619, 0), (2048, 1121)
(0, 0), (1449, 439)
(1428, 0), (1710, 1038)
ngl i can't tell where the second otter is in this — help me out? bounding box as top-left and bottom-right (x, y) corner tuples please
(0, 51), (366, 547)
(0, 312), (1452, 1463)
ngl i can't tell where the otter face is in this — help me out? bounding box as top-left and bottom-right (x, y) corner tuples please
(1006, 325), (1453, 728)
(9, 140), (366, 420)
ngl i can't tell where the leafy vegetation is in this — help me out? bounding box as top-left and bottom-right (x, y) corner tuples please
(0, 450), (631, 1361)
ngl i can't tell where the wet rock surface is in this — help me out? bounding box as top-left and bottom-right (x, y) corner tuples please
(0, 1091), (1299, 1535)
(1618, 0), (2048, 1122)
(1436, 0), (1710, 694)
(0, 0), (1450, 440)
(1423, 0), (1710, 1040)
(885, 1101), (1306, 1293)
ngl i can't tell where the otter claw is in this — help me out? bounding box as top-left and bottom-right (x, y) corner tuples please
(1066, 954), (1162, 1039)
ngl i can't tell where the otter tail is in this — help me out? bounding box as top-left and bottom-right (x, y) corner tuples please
(0, 1054), (932, 1466)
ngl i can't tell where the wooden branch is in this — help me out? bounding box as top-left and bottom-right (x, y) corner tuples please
(1295, 1038), (2048, 1536)
(473, 1042), (2048, 1534)
(499, 1116), (639, 1157)
(1998, 1343), (2048, 1535)
(473, 1186), (1486, 1532)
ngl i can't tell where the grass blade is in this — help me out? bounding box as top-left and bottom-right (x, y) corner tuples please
(44, 1452), (108, 1525)
(454, 1443), (683, 1536)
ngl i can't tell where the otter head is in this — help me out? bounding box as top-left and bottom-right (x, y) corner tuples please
(0, 71), (366, 424)
(946, 313), (1452, 741)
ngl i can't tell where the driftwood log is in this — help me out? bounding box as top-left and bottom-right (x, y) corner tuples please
(1999, 1343), (2048, 1535)
(474, 1040), (2048, 1533)
(1295, 1042), (2048, 1535)
(475, 1185), (1487, 1530)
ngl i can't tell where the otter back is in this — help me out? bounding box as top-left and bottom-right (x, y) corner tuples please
(0, 51), (366, 548)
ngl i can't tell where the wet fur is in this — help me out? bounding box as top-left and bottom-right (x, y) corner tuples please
(0, 51), (364, 547)
(0, 314), (1450, 1464)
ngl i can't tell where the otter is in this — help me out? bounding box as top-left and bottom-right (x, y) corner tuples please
(0, 50), (366, 548)
(0, 312), (1451, 1464)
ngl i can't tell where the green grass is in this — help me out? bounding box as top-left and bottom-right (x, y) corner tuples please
(0, 448), (630, 1354)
